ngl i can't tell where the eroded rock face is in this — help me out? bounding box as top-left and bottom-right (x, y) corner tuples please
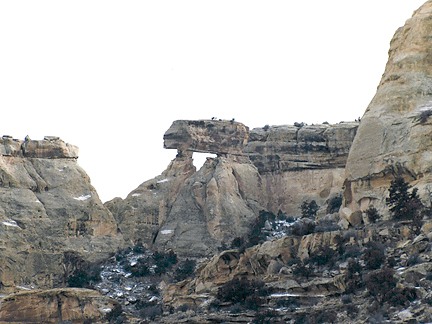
(0, 137), (124, 293)
(244, 123), (358, 173)
(0, 288), (118, 324)
(107, 153), (265, 257)
(244, 123), (358, 216)
(105, 151), (197, 246)
(153, 155), (265, 256)
(164, 119), (249, 155)
(344, 1), (432, 214)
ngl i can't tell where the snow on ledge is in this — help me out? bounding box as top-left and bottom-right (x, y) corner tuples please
(2, 220), (20, 228)
(161, 229), (173, 235)
(131, 193), (141, 197)
(74, 194), (91, 201)
(157, 178), (169, 184)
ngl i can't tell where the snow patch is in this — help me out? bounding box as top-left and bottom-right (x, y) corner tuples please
(74, 194), (91, 201)
(2, 220), (19, 228)
(157, 178), (169, 184)
(16, 285), (31, 290)
(131, 193), (141, 197)
(161, 229), (173, 235)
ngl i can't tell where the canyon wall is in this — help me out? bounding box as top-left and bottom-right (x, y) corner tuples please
(244, 123), (358, 216)
(344, 1), (432, 215)
(0, 136), (124, 293)
(107, 120), (358, 256)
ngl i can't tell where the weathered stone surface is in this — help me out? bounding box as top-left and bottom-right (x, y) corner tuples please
(344, 1), (432, 214)
(0, 136), (124, 293)
(0, 288), (118, 324)
(1, 136), (78, 159)
(164, 119), (249, 155)
(105, 151), (196, 246)
(244, 123), (357, 216)
(153, 155), (265, 256)
(244, 123), (358, 173)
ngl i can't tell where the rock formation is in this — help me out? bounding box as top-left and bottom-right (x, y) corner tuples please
(344, 1), (432, 215)
(0, 288), (119, 324)
(107, 120), (265, 256)
(106, 120), (358, 257)
(244, 123), (358, 216)
(0, 136), (124, 293)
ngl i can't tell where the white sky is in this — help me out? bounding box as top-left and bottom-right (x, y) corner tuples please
(0, 1), (427, 202)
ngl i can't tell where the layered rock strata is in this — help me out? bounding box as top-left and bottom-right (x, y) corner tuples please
(244, 123), (358, 216)
(344, 1), (432, 214)
(164, 119), (249, 155)
(107, 120), (358, 256)
(0, 136), (124, 293)
(0, 288), (119, 324)
(107, 119), (265, 256)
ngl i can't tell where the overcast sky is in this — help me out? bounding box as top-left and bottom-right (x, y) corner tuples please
(0, 1), (427, 202)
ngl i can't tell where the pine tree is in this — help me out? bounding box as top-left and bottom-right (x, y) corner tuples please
(386, 177), (423, 227)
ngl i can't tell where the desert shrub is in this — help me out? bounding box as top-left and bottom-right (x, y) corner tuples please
(294, 311), (337, 324)
(292, 262), (312, 279)
(386, 176), (423, 221)
(301, 200), (319, 218)
(139, 305), (163, 320)
(231, 236), (245, 249)
(124, 258), (150, 277)
(247, 210), (276, 246)
(417, 109), (432, 124)
(364, 268), (397, 303)
(63, 251), (101, 288)
(344, 259), (363, 294)
(174, 258), (196, 282)
(365, 206), (381, 223)
(316, 311), (337, 323)
(153, 250), (177, 275)
(343, 245), (361, 259)
(314, 219), (340, 233)
(387, 287), (417, 306)
(289, 218), (316, 236)
(216, 277), (269, 309)
(105, 304), (124, 322)
(253, 309), (278, 324)
(276, 297), (299, 308)
(326, 194), (342, 214)
(309, 246), (338, 266)
(406, 253), (422, 266)
(363, 242), (385, 270)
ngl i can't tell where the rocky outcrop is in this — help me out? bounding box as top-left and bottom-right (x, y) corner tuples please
(244, 123), (358, 173)
(344, 1), (432, 214)
(244, 123), (358, 216)
(105, 151), (197, 246)
(0, 288), (119, 324)
(164, 119), (249, 155)
(0, 136), (124, 293)
(107, 120), (358, 256)
(153, 155), (264, 256)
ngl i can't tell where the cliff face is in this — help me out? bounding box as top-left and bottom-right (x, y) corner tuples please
(107, 120), (357, 257)
(344, 1), (432, 214)
(0, 136), (124, 293)
(107, 120), (266, 256)
(244, 123), (358, 216)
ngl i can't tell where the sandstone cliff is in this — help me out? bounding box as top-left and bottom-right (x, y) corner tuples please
(106, 120), (358, 257)
(0, 136), (124, 293)
(244, 123), (358, 216)
(344, 1), (432, 215)
(107, 120), (266, 256)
